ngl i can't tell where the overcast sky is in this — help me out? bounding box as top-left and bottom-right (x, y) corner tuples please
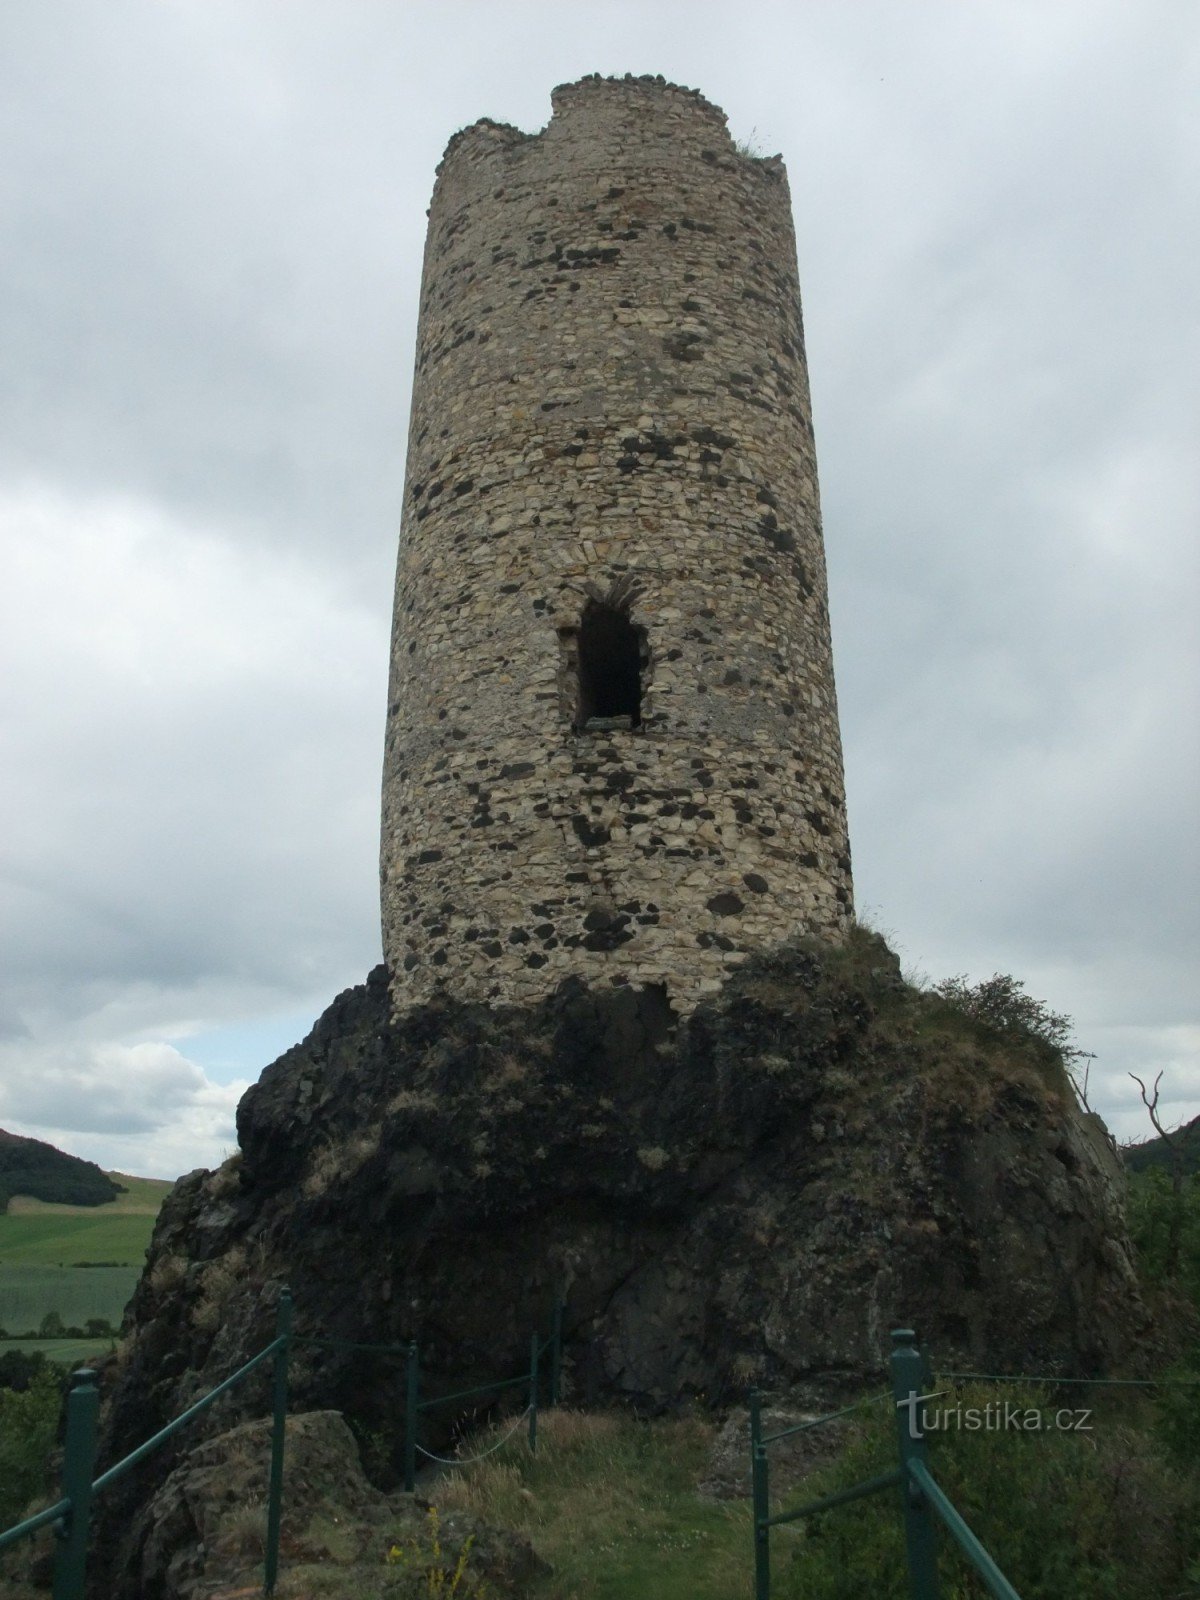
(0, 1), (1195, 1178)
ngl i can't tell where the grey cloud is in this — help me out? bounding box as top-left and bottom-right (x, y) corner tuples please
(0, 0), (1194, 1171)
(0, 1040), (213, 1136)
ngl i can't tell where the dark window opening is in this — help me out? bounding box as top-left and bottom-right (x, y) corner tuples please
(577, 602), (643, 728)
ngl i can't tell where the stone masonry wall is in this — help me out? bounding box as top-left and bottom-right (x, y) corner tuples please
(381, 74), (853, 1012)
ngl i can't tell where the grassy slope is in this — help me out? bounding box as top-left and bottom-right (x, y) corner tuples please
(0, 1336), (116, 1362)
(0, 1213), (157, 1267)
(407, 1409), (804, 1600)
(5, 1172), (172, 1217)
(0, 1266), (141, 1333)
(283, 1391), (1192, 1600)
(0, 1171), (173, 1355)
(0, 1172), (172, 1266)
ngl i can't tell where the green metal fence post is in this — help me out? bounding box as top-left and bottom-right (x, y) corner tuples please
(749, 1388), (770, 1600)
(263, 1286), (292, 1596)
(549, 1299), (564, 1408)
(404, 1341), (419, 1493)
(51, 1368), (100, 1600)
(890, 1329), (941, 1600)
(529, 1330), (539, 1455)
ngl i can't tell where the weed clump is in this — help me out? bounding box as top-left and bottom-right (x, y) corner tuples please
(387, 1506), (488, 1597)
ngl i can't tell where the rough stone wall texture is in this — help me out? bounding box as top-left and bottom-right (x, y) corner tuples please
(381, 74), (853, 1012)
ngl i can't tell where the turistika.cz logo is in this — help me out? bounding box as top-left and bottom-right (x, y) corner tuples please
(897, 1390), (1093, 1440)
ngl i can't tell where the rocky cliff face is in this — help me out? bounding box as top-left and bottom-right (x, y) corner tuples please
(92, 930), (1146, 1594)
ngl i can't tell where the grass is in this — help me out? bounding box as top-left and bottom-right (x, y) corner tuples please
(0, 1213), (157, 1267)
(773, 1381), (1200, 1600)
(427, 1407), (800, 1600)
(0, 1170), (170, 1268)
(0, 1336), (114, 1362)
(0, 1265), (140, 1334)
(5, 1171), (172, 1217)
(0, 1171), (170, 1349)
(414, 1384), (1200, 1600)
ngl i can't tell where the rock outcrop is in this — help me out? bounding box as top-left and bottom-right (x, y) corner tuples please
(115, 1408), (542, 1600)
(91, 929), (1147, 1595)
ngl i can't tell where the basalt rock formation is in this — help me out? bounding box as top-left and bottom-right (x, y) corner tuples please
(87, 930), (1146, 1595)
(112, 1410), (544, 1600)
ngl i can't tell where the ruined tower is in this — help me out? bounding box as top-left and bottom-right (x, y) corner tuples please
(381, 75), (853, 1011)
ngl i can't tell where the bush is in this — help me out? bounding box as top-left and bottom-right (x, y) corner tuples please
(779, 1383), (1200, 1599)
(0, 1349), (55, 1393)
(0, 1366), (62, 1530)
(1127, 1166), (1200, 1309)
(1152, 1345), (1200, 1470)
(931, 973), (1088, 1063)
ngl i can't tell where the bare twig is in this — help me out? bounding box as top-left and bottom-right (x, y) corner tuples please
(1069, 1060), (1094, 1113)
(1131, 1071), (1185, 1280)
(1069, 1062), (1121, 1155)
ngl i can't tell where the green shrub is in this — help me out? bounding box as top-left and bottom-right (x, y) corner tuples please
(1128, 1166), (1200, 1308)
(0, 1349), (55, 1393)
(0, 1366), (62, 1530)
(779, 1383), (1200, 1599)
(1152, 1345), (1200, 1470)
(916, 973), (1084, 1100)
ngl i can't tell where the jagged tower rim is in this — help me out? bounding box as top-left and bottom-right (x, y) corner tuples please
(438, 72), (773, 175)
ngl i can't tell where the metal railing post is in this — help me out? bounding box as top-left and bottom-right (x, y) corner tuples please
(528, 1330), (539, 1454)
(891, 1329), (941, 1600)
(749, 1388), (770, 1600)
(549, 1299), (564, 1408)
(404, 1340), (419, 1492)
(263, 1286), (292, 1596)
(51, 1368), (100, 1600)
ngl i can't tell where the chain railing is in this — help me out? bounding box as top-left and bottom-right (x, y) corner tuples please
(749, 1327), (1200, 1599)
(0, 1287), (563, 1600)
(750, 1328), (1023, 1600)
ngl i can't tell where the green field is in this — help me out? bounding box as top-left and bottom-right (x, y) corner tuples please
(0, 1169), (171, 1268)
(0, 1169), (173, 1353)
(5, 1171), (172, 1220)
(0, 1336), (115, 1363)
(0, 1265), (140, 1336)
(0, 1210), (158, 1267)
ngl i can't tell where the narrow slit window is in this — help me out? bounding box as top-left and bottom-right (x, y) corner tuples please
(577, 601), (642, 727)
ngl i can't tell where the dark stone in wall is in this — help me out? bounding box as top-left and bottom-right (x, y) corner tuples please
(571, 814), (611, 848)
(707, 891), (745, 916)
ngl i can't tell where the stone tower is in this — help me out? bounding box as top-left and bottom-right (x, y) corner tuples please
(381, 74), (853, 1012)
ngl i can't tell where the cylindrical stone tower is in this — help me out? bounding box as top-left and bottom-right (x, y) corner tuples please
(381, 74), (853, 1012)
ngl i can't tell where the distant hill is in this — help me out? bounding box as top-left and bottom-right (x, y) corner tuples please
(1124, 1113), (1200, 1176)
(0, 1129), (124, 1213)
